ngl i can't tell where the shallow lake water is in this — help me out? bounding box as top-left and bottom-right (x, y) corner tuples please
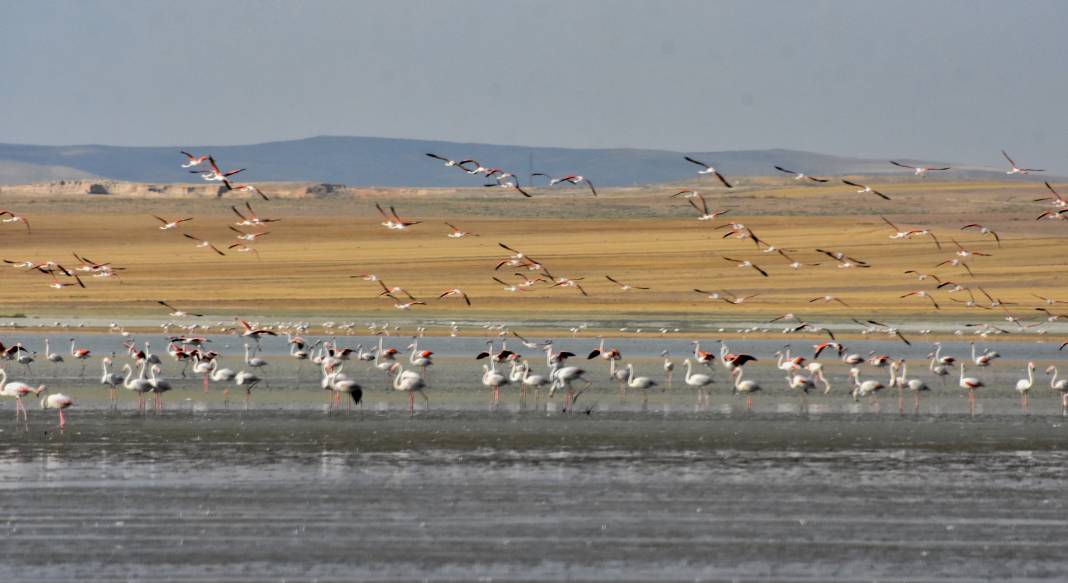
(2, 333), (1067, 581)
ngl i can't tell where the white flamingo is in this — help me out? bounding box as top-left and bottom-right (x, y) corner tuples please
(210, 360), (238, 405)
(731, 367), (761, 411)
(959, 362), (984, 415)
(147, 365), (172, 412)
(1046, 366), (1068, 414)
(100, 357), (123, 405)
(390, 363), (428, 416)
(235, 370), (261, 408)
(121, 363), (151, 411)
(40, 392), (73, 429)
(898, 360), (930, 414)
(625, 363), (657, 409)
(44, 339), (64, 365)
(662, 350), (674, 389)
(1015, 362), (1035, 412)
(682, 359), (714, 408)
(548, 361), (591, 412)
(482, 361), (509, 406)
(519, 360), (550, 407)
(0, 369), (45, 421)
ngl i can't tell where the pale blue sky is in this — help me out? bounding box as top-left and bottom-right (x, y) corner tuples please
(2, 0), (1066, 171)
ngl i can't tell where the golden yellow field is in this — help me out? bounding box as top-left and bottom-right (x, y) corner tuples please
(0, 178), (1064, 332)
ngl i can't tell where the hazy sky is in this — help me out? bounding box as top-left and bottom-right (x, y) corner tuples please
(3, 0), (1067, 171)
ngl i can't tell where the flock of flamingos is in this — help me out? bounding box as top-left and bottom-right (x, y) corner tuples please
(2, 148), (1068, 429)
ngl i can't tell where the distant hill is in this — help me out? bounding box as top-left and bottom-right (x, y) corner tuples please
(0, 136), (1021, 187)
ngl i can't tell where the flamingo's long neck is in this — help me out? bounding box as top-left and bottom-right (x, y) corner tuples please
(1051, 368), (1059, 389)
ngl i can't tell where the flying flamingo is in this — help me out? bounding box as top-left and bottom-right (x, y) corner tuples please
(0, 210), (31, 233)
(190, 156), (245, 181)
(546, 175), (597, 196)
(890, 160), (951, 176)
(445, 223), (479, 238)
(153, 215), (193, 230)
(683, 156), (732, 188)
(231, 202), (280, 227)
(180, 151), (209, 168)
(425, 153), (465, 168)
(1001, 150), (1043, 175)
(375, 203), (420, 230)
(438, 288), (471, 306)
(687, 195), (728, 221)
(182, 234), (226, 256)
(842, 180), (891, 200)
(722, 256), (769, 277)
(774, 166), (829, 183)
(222, 179), (269, 200)
(605, 275), (649, 291)
(1034, 182), (1068, 208)
(960, 224), (1001, 247)
(899, 290), (940, 310)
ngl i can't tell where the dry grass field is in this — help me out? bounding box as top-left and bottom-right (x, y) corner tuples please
(0, 178), (1064, 333)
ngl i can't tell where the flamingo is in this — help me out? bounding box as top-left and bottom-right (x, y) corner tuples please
(182, 234), (226, 256)
(682, 359), (713, 408)
(683, 156), (732, 188)
(625, 364), (657, 410)
(959, 363), (984, 415)
(0, 369), (45, 422)
(546, 174), (597, 196)
(44, 339), (64, 366)
(687, 194), (728, 221)
(786, 371), (817, 410)
(237, 319), (278, 347)
(605, 275), (649, 291)
(519, 360), (550, 407)
(210, 360), (238, 406)
(0, 210), (31, 233)
(222, 179), (269, 200)
(68, 338), (91, 375)
(960, 224), (1001, 247)
(482, 361), (509, 406)
(235, 370), (261, 408)
(662, 350), (674, 389)
(14, 344), (34, 374)
(731, 367), (761, 411)
(39, 392), (73, 429)
(375, 203), (420, 230)
(180, 150), (209, 168)
(329, 370), (363, 413)
(928, 351), (950, 387)
(408, 339), (434, 374)
(231, 202), (280, 227)
(848, 367), (886, 407)
(548, 361), (591, 412)
(438, 288), (471, 306)
(1015, 362), (1036, 412)
(244, 343), (269, 373)
(147, 365), (172, 412)
(842, 180), (891, 200)
(152, 215), (193, 230)
(390, 363), (428, 416)
(970, 343), (999, 367)
(890, 160), (951, 176)
(190, 156), (245, 181)
(121, 363), (151, 411)
(100, 356), (123, 405)
(773, 166), (829, 183)
(1001, 150), (1043, 175)
(897, 361), (931, 415)
(1046, 366), (1068, 414)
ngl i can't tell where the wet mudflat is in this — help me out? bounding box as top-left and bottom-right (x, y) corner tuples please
(1, 410), (1066, 582)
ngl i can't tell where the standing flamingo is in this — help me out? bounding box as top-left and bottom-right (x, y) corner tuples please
(0, 369), (45, 422)
(731, 367), (761, 411)
(210, 359), (238, 406)
(100, 356), (123, 405)
(390, 363), (428, 416)
(959, 363), (985, 415)
(898, 360), (931, 414)
(682, 359), (713, 408)
(482, 361), (509, 407)
(70, 338), (91, 376)
(1046, 366), (1068, 414)
(121, 363), (151, 411)
(235, 370), (261, 409)
(519, 360), (550, 408)
(625, 363), (658, 410)
(147, 365), (172, 412)
(662, 350), (674, 390)
(40, 392), (73, 429)
(1015, 362), (1035, 412)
